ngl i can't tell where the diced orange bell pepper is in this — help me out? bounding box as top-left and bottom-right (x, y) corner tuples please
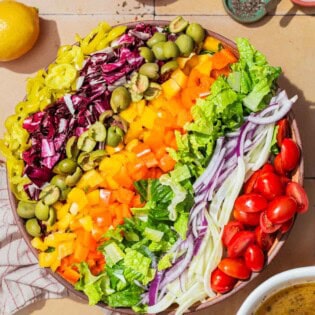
(203, 36), (222, 52)
(158, 154), (176, 173)
(162, 78), (181, 100)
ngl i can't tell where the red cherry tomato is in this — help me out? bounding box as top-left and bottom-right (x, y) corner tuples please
(266, 196), (297, 224)
(280, 217), (295, 234)
(280, 138), (300, 172)
(274, 154), (286, 176)
(276, 118), (290, 147)
(234, 193), (268, 213)
(255, 226), (276, 252)
(243, 171), (260, 194)
(260, 211), (281, 234)
(210, 267), (237, 294)
(233, 207), (261, 226)
(222, 221), (244, 247)
(261, 163), (275, 174)
(256, 172), (284, 200)
(280, 175), (291, 188)
(227, 231), (256, 258)
(285, 182), (309, 214)
(244, 244), (265, 272)
(218, 258), (252, 280)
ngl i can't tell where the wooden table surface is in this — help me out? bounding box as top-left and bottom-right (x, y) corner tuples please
(1, 1), (315, 314)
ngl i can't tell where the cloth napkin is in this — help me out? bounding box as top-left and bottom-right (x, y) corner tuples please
(0, 162), (68, 314)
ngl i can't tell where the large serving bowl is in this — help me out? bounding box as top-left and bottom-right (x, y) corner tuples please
(8, 21), (304, 314)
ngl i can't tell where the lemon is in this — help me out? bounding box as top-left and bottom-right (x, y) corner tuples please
(0, 0), (39, 62)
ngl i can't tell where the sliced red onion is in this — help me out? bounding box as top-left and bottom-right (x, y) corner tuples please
(148, 271), (163, 306)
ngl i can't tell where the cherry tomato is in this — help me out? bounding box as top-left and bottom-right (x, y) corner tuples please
(255, 226), (276, 252)
(244, 244), (265, 272)
(276, 118), (290, 147)
(234, 207), (260, 226)
(260, 211), (281, 234)
(261, 163), (275, 174)
(234, 193), (268, 213)
(222, 221), (244, 247)
(227, 230), (256, 258)
(285, 182), (309, 214)
(266, 196), (297, 224)
(274, 154), (286, 176)
(280, 138), (300, 172)
(256, 172), (284, 200)
(210, 267), (237, 294)
(218, 258), (251, 280)
(280, 175), (290, 188)
(243, 171), (260, 194)
(280, 217), (295, 234)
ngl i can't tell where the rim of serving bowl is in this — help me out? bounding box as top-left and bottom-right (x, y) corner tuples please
(7, 20), (304, 315)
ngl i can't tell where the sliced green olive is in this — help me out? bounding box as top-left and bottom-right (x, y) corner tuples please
(130, 73), (150, 94)
(99, 110), (114, 123)
(44, 207), (57, 227)
(144, 82), (162, 101)
(60, 187), (71, 201)
(89, 121), (107, 142)
(90, 149), (107, 164)
(17, 200), (36, 219)
(147, 32), (167, 48)
(161, 60), (179, 75)
(152, 42), (167, 61)
(130, 91), (143, 102)
(139, 46), (155, 62)
(110, 86), (131, 113)
(175, 34), (194, 57)
(163, 41), (180, 59)
(139, 63), (159, 80)
(106, 126), (124, 147)
(77, 152), (94, 171)
(25, 218), (42, 237)
(50, 175), (68, 191)
(39, 184), (60, 206)
(65, 167), (83, 187)
(66, 136), (79, 159)
(56, 158), (77, 175)
(35, 200), (50, 221)
(169, 16), (189, 33)
(77, 130), (97, 152)
(186, 23), (205, 44)
(112, 115), (129, 133)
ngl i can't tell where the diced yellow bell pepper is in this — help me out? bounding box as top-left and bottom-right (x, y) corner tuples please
(170, 69), (188, 89)
(120, 101), (138, 123)
(76, 169), (104, 190)
(177, 57), (191, 69)
(99, 157), (122, 175)
(79, 215), (93, 232)
(57, 203), (70, 220)
(57, 241), (74, 260)
(194, 55), (213, 76)
(87, 190), (100, 206)
(31, 237), (48, 252)
(136, 100), (146, 116)
(140, 106), (157, 130)
(162, 79), (181, 100)
(38, 251), (58, 268)
(105, 143), (124, 155)
(67, 187), (88, 210)
(50, 258), (61, 272)
(44, 232), (76, 247)
(203, 36), (221, 52)
(124, 120), (143, 143)
(57, 213), (72, 231)
(125, 139), (139, 152)
(103, 175), (120, 190)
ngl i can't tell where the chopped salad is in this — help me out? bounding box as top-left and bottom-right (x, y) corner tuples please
(0, 17), (309, 314)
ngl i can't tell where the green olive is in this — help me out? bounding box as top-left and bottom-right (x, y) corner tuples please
(17, 201), (36, 219)
(110, 86), (131, 113)
(56, 158), (77, 175)
(139, 47), (155, 62)
(66, 136), (79, 159)
(161, 60), (179, 75)
(25, 218), (42, 237)
(60, 187), (71, 201)
(163, 41), (180, 59)
(89, 149), (107, 164)
(169, 16), (189, 33)
(39, 184), (60, 206)
(35, 200), (50, 221)
(152, 42), (167, 61)
(186, 23), (205, 44)
(77, 131), (97, 152)
(50, 175), (68, 191)
(89, 121), (107, 142)
(45, 207), (56, 227)
(99, 110), (113, 123)
(147, 32), (167, 48)
(144, 82), (162, 101)
(139, 63), (159, 80)
(130, 73), (150, 94)
(78, 152), (94, 171)
(106, 126), (124, 147)
(130, 91), (143, 103)
(175, 34), (195, 57)
(65, 167), (83, 187)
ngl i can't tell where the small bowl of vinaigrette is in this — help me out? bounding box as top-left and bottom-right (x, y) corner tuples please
(237, 266), (315, 315)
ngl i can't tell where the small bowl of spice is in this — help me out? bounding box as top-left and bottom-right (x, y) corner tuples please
(223, 0), (271, 24)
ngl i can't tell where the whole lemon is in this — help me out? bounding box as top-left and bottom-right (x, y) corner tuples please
(0, 0), (39, 62)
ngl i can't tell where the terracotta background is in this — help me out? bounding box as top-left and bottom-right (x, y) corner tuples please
(1, 1), (315, 314)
